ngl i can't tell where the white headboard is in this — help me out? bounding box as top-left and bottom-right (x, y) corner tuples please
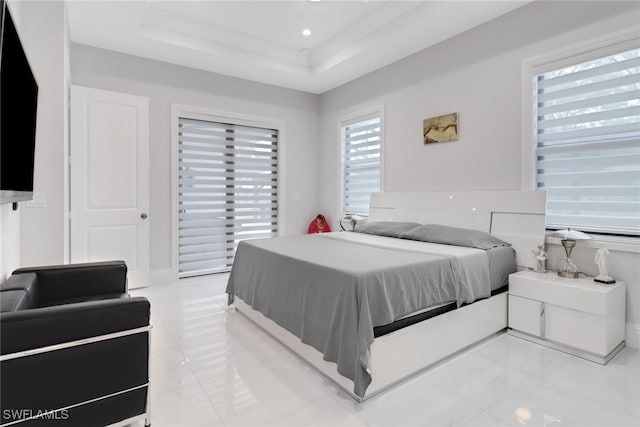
(368, 191), (547, 269)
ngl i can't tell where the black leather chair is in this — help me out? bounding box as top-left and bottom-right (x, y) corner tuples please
(0, 261), (151, 426)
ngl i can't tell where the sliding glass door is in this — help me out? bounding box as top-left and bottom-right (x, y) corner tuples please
(177, 117), (278, 278)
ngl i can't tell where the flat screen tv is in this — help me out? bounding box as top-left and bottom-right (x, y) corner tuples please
(0, 0), (39, 204)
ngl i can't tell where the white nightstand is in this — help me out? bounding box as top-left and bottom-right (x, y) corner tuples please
(508, 270), (626, 364)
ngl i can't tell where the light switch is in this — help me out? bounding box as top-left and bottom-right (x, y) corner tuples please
(35, 193), (46, 207)
(26, 193), (46, 208)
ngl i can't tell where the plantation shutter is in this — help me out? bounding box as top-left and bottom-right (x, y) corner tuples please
(534, 48), (640, 235)
(342, 114), (381, 215)
(178, 117), (278, 278)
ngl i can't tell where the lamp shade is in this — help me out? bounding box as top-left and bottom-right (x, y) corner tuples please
(548, 228), (592, 240)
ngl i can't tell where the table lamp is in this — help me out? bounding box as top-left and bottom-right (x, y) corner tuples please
(548, 228), (592, 278)
(340, 214), (363, 231)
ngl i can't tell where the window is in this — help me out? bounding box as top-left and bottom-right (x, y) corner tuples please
(177, 116), (278, 278)
(342, 112), (382, 216)
(533, 47), (640, 236)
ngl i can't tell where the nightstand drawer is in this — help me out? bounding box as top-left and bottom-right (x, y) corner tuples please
(508, 295), (543, 337)
(545, 304), (609, 355)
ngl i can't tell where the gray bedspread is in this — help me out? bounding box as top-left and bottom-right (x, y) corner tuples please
(226, 233), (492, 398)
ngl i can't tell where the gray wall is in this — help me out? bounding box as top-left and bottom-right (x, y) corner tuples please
(318, 1), (640, 345)
(70, 44), (321, 281)
(19, 1), (68, 267)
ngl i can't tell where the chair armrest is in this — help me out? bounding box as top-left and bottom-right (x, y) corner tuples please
(0, 297), (149, 356)
(12, 261), (127, 306)
(0, 273), (38, 311)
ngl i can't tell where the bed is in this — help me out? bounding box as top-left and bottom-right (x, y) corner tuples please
(226, 191), (546, 401)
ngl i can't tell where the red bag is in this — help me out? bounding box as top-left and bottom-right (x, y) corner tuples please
(308, 214), (331, 234)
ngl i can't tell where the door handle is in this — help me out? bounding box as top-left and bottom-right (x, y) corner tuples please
(140, 213), (148, 219)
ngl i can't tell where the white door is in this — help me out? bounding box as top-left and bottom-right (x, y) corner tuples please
(70, 86), (149, 287)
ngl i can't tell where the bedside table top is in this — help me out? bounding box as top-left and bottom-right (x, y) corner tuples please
(510, 270), (624, 294)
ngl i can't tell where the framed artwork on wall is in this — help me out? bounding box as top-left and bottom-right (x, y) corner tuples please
(423, 112), (458, 144)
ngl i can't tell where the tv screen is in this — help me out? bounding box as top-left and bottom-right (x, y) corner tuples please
(0, 0), (39, 204)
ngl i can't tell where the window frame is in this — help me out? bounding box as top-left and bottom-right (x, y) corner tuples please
(521, 29), (640, 249)
(338, 104), (385, 218)
(171, 104), (286, 280)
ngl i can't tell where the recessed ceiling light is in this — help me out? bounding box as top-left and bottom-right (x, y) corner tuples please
(308, 0), (322, 2)
(302, 28), (311, 37)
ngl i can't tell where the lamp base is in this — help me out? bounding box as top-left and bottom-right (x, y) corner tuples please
(594, 277), (616, 284)
(558, 271), (580, 278)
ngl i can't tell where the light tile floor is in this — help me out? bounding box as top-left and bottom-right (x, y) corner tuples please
(130, 274), (640, 427)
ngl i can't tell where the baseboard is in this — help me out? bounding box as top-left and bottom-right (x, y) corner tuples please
(626, 322), (640, 350)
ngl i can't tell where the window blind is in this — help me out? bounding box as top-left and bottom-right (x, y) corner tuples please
(178, 117), (278, 278)
(535, 48), (640, 235)
(342, 114), (381, 215)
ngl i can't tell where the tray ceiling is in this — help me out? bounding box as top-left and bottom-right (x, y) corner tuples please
(67, 1), (530, 94)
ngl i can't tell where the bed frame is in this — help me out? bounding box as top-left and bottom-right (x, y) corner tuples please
(233, 190), (547, 401)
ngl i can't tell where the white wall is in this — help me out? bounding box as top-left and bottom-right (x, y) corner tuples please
(70, 44), (321, 282)
(0, 204), (20, 280)
(318, 1), (640, 346)
(18, 0), (67, 267)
